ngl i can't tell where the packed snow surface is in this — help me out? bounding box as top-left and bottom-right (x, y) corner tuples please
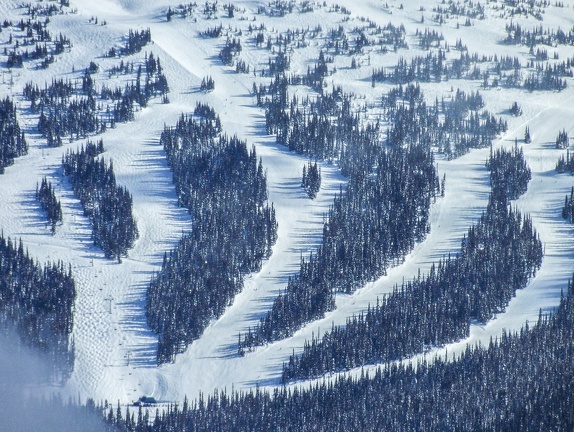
(1, 0), (574, 406)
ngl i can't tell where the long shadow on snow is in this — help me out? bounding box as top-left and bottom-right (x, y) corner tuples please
(115, 281), (158, 369)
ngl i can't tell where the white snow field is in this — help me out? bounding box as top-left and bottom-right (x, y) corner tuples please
(1, 0), (574, 408)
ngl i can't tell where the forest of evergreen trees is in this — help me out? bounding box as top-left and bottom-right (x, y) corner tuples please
(283, 198), (541, 380)
(146, 109), (277, 364)
(555, 149), (574, 174)
(239, 143), (439, 351)
(280, 145), (539, 380)
(505, 20), (574, 47)
(0, 234), (75, 381)
(236, 67), (515, 352)
(260, 78), (507, 163)
(62, 139), (139, 261)
(104, 276), (574, 431)
(0, 97), (27, 173)
(262, 80), (382, 176)
(236, 67), (519, 352)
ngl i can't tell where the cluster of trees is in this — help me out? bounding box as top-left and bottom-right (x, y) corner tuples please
(200, 76), (215, 92)
(0, 235), (75, 381)
(430, 0), (486, 21)
(417, 28), (444, 50)
(267, 50), (290, 76)
(283, 180), (541, 381)
(301, 160), (321, 199)
(323, 20), (406, 57)
(372, 49), (568, 92)
(3, 15), (71, 69)
(501, 0), (549, 20)
(165, 3), (198, 20)
(523, 67), (567, 91)
(23, 77), (98, 146)
(23, 51), (169, 145)
(555, 149), (574, 174)
(248, 10), (403, 71)
(372, 50), (484, 85)
(201, 24), (223, 38)
(303, 50), (333, 91)
(36, 177), (63, 234)
(193, 102), (220, 123)
(219, 37), (242, 65)
(556, 129), (569, 149)
(26, 1), (70, 17)
(235, 58), (250, 74)
(62, 140), (138, 261)
(146, 110), (277, 364)
(105, 52), (169, 110)
(260, 78), (380, 178)
(486, 144), (531, 200)
(0, 97), (27, 173)
(107, 28), (152, 57)
(384, 85), (507, 158)
(509, 101), (523, 116)
(505, 20), (574, 46)
(106, 277), (574, 431)
(239, 144), (439, 350)
(6, 50), (24, 68)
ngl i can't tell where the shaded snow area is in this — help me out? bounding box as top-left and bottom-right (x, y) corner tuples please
(1, 0), (574, 411)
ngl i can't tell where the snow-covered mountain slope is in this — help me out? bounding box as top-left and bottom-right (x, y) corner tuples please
(1, 0), (574, 407)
